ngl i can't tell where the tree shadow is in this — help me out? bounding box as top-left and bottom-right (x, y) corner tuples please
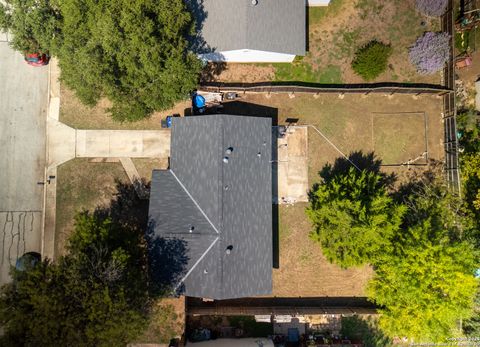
(145, 222), (189, 297)
(340, 315), (392, 346)
(92, 180), (189, 297)
(184, 0), (227, 82)
(390, 159), (444, 205)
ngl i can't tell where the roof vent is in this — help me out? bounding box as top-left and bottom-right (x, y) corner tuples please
(251, 0), (258, 6)
(257, 152), (261, 158)
(189, 226), (195, 233)
(204, 269), (209, 274)
(226, 147), (233, 155)
(223, 157), (229, 163)
(226, 245), (233, 254)
(224, 185), (229, 191)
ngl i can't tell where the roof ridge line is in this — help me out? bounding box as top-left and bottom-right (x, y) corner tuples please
(169, 169), (220, 234)
(174, 236), (220, 292)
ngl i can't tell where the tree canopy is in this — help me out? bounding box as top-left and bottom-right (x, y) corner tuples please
(0, 0), (201, 121)
(307, 167), (405, 268)
(370, 176), (479, 342)
(0, 212), (148, 346)
(308, 156), (479, 342)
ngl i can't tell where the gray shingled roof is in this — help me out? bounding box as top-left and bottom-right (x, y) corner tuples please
(190, 0), (306, 55)
(148, 115), (273, 300)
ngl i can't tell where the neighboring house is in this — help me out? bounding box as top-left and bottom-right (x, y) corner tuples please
(191, 0), (306, 63)
(308, 0), (331, 5)
(148, 114), (273, 300)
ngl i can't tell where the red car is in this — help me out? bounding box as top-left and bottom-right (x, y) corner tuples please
(24, 53), (50, 66)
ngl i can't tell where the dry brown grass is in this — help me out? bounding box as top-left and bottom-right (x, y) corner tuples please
(273, 203), (374, 297)
(55, 157), (163, 256)
(60, 86), (190, 130)
(226, 92), (444, 297)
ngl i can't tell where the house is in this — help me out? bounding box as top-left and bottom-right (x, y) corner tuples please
(148, 114), (273, 300)
(191, 0), (307, 63)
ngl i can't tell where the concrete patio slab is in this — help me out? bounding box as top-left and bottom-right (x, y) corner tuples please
(275, 126), (308, 203)
(76, 130), (170, 158)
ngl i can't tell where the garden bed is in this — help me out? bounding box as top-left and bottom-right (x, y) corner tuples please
(205, 0), (442, 84)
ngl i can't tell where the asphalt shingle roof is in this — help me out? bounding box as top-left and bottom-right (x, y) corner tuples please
(148, 115), (273, 300)
(190, 0), (306, 56)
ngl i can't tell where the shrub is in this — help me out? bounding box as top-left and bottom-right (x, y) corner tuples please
(416, 0), (448, 17)
(351, 40), (392, 81)
(409, 32), (450, 74)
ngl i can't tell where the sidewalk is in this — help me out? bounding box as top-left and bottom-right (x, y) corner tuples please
(42, 59), (171, 260)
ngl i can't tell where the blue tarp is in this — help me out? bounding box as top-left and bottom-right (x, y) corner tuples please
(194, 94), (206, 108)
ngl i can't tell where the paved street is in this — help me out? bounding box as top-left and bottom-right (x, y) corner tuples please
(0, 41), (48, 284)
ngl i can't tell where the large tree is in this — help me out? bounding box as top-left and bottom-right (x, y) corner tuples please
(368, 177), (479, 343)
(307, 167), (405, 268)
(0, 213), (148, 346)
(0, 0), (201, 121)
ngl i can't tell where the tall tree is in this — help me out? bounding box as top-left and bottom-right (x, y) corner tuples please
(307, 167), (405, 268)
(369, 177), (479, 343)
(0, 0), (62, 53)
(0, 213), (148, 347)
(0, 0), (201, 121)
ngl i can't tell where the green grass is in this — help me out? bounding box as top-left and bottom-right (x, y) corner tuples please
(308, 0), (346, 25)
(273, 63), (343, 84)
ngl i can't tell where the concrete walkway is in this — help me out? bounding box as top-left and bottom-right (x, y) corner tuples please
(76, 129), (170, 158)
(43, 59), (170, 260)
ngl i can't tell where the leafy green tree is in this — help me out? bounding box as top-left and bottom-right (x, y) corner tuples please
(0, 0), (201, 121)
(0, 212), (148, 347)
(463, 290), (480, 337)
(307, 167), (405, 268)
(368, 233), (477, 343)
(0, 0), (62, 53)
(352, 40), (392, 81)
(368, 177), (479, 343)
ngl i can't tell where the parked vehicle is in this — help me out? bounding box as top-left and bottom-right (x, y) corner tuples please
(24, 53), (50, 66)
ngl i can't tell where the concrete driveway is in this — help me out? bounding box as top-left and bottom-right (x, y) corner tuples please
(0, 41), (48, 284)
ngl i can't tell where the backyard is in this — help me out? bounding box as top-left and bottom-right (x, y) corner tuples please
(206, 0), (442, 84)
(221, 92), (444, 297)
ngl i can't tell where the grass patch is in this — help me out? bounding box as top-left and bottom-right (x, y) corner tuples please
(60, 85), (189, 130)
(136, 300), (185, 344)
(308, 0), (346, 25)
(273, 63), (343, 84)
(55, 159), (128, 255)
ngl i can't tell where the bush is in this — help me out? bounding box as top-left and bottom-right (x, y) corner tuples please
(416, 0), (448, 17)
(351, 40), (392, 81)
(409, 32), (450, 74)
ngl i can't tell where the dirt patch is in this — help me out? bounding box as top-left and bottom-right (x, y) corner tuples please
(204, 63), (275, 83)
(136, 297), (186, 344)
(60, 86), (190, 130)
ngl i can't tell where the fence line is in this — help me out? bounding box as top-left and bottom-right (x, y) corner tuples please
(200, 0), (460, 191)
(199, 82), (451, 96)
(442, 0), (461, 193)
